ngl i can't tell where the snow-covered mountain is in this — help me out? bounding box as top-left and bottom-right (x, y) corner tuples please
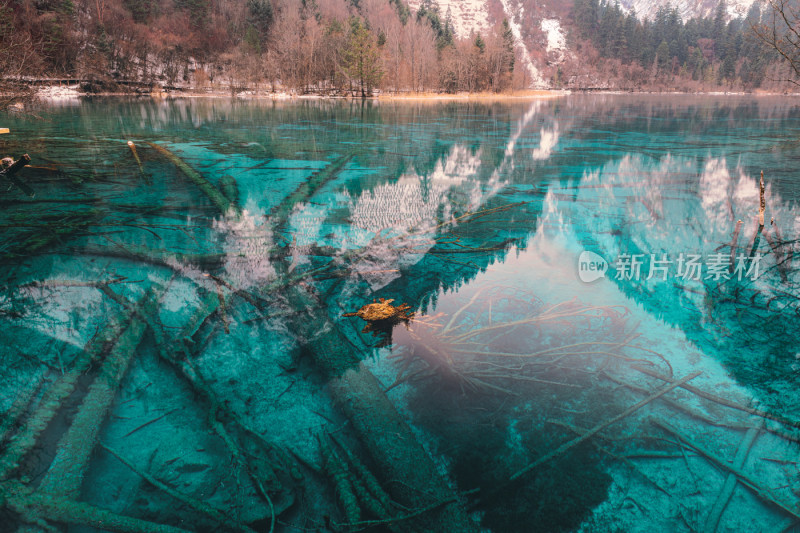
(404, 0), (761, 89)
(617, 0), (756, 21)
(406, 0), (758, 39)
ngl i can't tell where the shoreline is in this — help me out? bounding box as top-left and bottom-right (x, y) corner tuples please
(8, 85), (800, 105)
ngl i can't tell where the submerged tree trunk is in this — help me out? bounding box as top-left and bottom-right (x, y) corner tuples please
(284, 285), (478, 531)
(153, 143), (477, 530)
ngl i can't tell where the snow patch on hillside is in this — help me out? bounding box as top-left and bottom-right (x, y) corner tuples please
(499, 0), (546, 88)
(406, 0), (490, 39)
(542, 19), (566, 53)
(407, 0), (548, 88)
(541, 18), (567, 64)
(37, 85), (81, 100)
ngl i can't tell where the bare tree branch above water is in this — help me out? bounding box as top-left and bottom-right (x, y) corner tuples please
(751, 0), (800, 85)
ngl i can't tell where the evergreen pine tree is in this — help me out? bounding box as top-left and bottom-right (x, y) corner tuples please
(343, 17), (383, 97)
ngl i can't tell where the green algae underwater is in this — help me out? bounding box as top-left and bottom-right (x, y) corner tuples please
(0, 95), (799, 532)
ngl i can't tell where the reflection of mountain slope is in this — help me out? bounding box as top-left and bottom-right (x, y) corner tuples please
(348, 145), (483, 233)
(542, 152), (800, 413)
(333, 142), (503, 291)
(349, 102), (549, 305)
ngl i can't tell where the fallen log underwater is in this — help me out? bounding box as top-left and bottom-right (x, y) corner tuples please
(147, 142), (479, 531)
(6, 138), (799, 532)
(653, 419), (800, 523)
(0, 289), (186, 532)
(2, 281), (295, 532)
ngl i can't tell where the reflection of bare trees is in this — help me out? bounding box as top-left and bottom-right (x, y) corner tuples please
(348, 145), (484, 233)
(213, 211), (278, 289)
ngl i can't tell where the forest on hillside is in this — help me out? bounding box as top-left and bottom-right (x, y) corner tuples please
(0, 0), (795, 95)
(568, 0), (785, 91)
(0, 0), (517, 95)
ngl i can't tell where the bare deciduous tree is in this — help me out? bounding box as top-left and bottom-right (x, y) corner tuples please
(751, 0), (800, 85)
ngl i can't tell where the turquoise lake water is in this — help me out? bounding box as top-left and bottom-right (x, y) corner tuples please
(0, 95), (799, 532)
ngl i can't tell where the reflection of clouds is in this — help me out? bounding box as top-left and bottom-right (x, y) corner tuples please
(532, 125), (559, 161)
(213, 210), (277, 289)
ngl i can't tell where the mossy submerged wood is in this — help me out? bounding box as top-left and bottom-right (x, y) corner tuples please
(0, 96), (799, 532)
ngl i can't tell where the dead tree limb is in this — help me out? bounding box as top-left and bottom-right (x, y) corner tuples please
(633, 365), (800, 430)
(702, 427), (760, 533)
(36, 283), (170, 500)
(1, 479), (191, 533)
(100, 444), (257, 533)
(475, 371), (702, 509)
(653, 419), (800, 522)
(0, 296), (140, 478)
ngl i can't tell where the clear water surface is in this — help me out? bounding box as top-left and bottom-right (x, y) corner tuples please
(0, 95), (799, 532)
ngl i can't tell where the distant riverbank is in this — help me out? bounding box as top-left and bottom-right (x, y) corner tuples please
(6, 84), (800, 109)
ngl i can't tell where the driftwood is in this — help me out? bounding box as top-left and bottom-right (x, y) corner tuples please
(268, 161), (475, 528)
(292, 300), (477, 530)
(153, 141), (476, 531)
(747, 218), (763, 259)
(633, 365), (800, 430)
(475, 371), (702, 508)
(0, 295), (141, 479)
(510, 371), (701, 481)
(653, 419), (800, 522)
(1, 479), (191, 533)
(729, 220), (742, 272)
(101, 444), (257, 533)
(149, 290), (295, 530)
(329, 432), (397, 517)
(702, 427), (760, 533)
(147, 142), (236, 215)
(219, 174), (239, 208)
(1, 153), (34, 196)
(320, 434), (362, 524)
(13, 286), (169, 533)
(75, 243), (226, 271)
(771, 223), (793, 277)
(2, 209), (101, 261)
(35, 283), (169, 500)
(549, 419), (674, 497)
(762, 225), (789, 283)
(0, 375), (45, 445)
(3, 280), (290, 532)
(600, 371), (763, 434)
(269, 150), (355, 227)
(759, 170), (766, 227)
(127, 141), (151, 184)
